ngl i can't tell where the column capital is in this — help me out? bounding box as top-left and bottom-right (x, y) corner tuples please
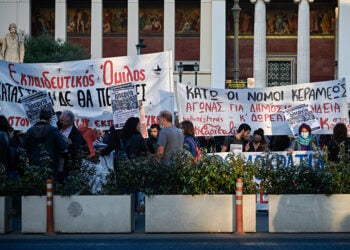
(250, 0), (270, 4)
(294, 0), (314, 4)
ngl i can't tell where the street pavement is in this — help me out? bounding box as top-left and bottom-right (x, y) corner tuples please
(1, 212), (350, 250)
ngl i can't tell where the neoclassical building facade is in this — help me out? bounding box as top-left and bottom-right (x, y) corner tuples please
(0, 0), (349, 91)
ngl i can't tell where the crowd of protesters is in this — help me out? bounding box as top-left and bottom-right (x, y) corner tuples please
(1, 109), (350, 189)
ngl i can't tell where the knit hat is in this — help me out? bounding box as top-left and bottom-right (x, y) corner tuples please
(253, 128), (264, 137)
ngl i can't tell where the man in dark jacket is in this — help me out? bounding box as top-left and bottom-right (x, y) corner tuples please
(58, 110), (88, 176)
(23, 108), (68, 170)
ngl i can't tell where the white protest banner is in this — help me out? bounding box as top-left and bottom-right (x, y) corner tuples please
(21, 91), (57, 127)
(283, 104), (321, 136)
(176, 79), (348, 136)
(0, 51), (173, 130)
(109, 83), (139, 129)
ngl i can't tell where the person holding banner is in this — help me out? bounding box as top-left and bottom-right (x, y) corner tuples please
(221, 123), (251, 153)
(157, 110), (184, 162)
(289, 123), (319, 152)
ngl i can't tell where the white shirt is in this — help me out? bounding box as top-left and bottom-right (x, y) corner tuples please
(61, 125), (73, 138)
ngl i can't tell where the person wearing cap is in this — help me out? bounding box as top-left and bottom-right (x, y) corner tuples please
(245, 128), (269, 152)
(23, 108), (68, 170)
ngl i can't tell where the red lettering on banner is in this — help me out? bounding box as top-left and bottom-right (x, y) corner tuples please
(194, 124), (230, 136)
(8, 116), (29, 127)
(185, 102), (223, 113)
(309, 103), (341, 114)
(145, 115), (159, 127)
(94, 119), (113, 128)
(101, 60), (146, 86)
(8, 64), (19, 84)
(320, 118), (329, 130)
(75, 118), (89, 128)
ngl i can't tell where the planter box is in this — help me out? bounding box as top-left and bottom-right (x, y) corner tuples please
(269, 194), (350, 233)
(145, 194), (256, 233)
(22, 195), (134, 233)
(54, 195), (134, 233)
(0, 196), (12, 234)
(22, 196), (46, 233)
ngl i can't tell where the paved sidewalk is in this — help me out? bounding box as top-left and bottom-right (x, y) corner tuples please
(2, 211), (349, 249)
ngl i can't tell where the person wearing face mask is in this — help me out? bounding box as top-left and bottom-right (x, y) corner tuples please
(245, 128), (269, 152)
(288, 123), (318, 152)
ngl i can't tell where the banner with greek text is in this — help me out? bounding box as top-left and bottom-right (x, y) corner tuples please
(176, 79), (348, 136)
(0, 51), (173, 130)
(210, 151), (324, 168)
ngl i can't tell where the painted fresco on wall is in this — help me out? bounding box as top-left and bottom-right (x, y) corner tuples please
(67, 8), (91, 33)
(227, 8), (334, 36)
(103, 8), (128, 34)
(175, 6), (200, 35)
(32, 8), (55, 36)
(310, 9), (334, 34)
(139, 7), (163, 34)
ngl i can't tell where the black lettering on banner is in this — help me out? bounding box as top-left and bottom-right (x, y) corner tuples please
(227, 91), (239, 101)
(135, 83), (146, 102)
(247, 91), (284, 101)
(77, 90), (93, 108)
(58, 91), (73, 107)
(186, 85), (219, 100)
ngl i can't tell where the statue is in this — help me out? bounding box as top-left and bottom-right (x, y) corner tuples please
(0, 40), (3, 60)
(1, 23), (25, 63)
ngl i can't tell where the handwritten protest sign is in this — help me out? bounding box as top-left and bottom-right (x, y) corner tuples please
(0, 51), (173, 130)
(176, 79), (348, 136)
(283, 104), (321, 136)
(109, 83), (139, 129)
(21, 91), (57, 127)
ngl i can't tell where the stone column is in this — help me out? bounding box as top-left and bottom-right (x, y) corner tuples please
(55, 0), (67, 41)
(251, 0), (269, 88)
(338, 0), (350, 78)
(338, 0), (350, 104)
(295, 0), (313, 84)
(164, 0), (175, 60)
(17, 0), (31, 36)
(211, 0), (226, 89)
(91, 0), (103, 59)
(127, 0), (139, 56)
(200, 0), (212, 75)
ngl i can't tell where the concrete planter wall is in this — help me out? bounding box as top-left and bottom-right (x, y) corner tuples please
(0, 196), (12, 234)
(54, 195), (134, 233)
(145, 194), (256, 233)
(22, 195), (134, 233)
(269, 194), (350, 233)
(22, 196), (46, 233)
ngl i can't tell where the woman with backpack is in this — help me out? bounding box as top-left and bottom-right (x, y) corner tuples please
(180, 120), (201, 161)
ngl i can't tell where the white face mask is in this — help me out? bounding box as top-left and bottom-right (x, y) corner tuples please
(300, 132), (309, 139)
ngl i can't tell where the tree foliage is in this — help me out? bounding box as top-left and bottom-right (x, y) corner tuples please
(24, 34), (90, 63)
